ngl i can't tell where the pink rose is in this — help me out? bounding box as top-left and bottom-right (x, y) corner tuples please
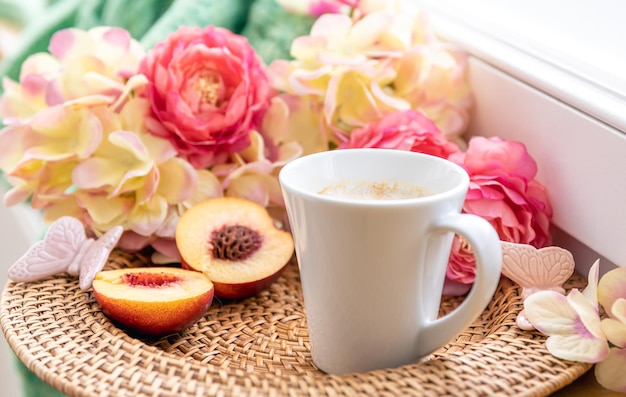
(338, 110), (460, 158)
(309, 0), (359, 15)
(447, 136), (553, 285)
(140, 26), (272, 169)
(276, 0), (359, 16)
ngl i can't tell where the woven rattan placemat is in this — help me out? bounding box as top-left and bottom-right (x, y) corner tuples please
(1, 250), (590, 397)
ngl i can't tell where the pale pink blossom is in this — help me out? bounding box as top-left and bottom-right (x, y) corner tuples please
(0, 27), (145, 122)
(267, 8), (472, 147)
(525, 261), (626, 393)
(595, 348), (626, 393)
(524, 261), (609, 363)
(216, 97), (302, 208)
(394, 45), (473, 146)
(598, 266), (626, 319)
(0, 27), (220, 258)
(597, 268), (626, 392)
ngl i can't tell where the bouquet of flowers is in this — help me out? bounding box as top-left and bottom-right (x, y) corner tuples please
(0, 0), (551, 282)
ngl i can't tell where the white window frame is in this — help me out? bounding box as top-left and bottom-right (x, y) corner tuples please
(416, 0), (626, 273)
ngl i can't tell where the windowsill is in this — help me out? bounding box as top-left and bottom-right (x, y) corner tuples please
(416, 0), (626, 272)
(417, 0), (626, 134)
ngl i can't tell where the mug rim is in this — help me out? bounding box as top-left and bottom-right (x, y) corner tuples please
(278, 148), (470, 206)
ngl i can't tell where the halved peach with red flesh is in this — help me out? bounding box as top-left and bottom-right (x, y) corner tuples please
(92, 267), (214, 338)
(176, 197), (294, 299)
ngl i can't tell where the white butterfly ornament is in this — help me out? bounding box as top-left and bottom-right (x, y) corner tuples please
(8, 216), (123, 290)
(500, 241), (576, 330)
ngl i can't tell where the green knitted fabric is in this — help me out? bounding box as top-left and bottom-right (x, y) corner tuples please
(139, 0), (252, 48)
(0, 0), (49, 25)
(13, 357), (67, 397)
(0, 0), (309, 87)
(75, 0), (175, 39)
(241, 0), (315, 63)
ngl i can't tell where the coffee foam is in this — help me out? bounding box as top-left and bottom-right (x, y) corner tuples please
(318, 179), (433, 200)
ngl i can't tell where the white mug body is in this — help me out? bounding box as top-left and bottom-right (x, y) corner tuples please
(279, 149), (502, 374)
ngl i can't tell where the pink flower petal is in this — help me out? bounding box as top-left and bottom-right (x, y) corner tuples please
(582, 259), (600, 305)
(266, 60), (293, 91)
(310, 13), (352, 41)
(291, 36), (328, 61)
(2, 183), (34, 206)
(72, 158), (123, 189)
(611, 298), (626, 325)
(289, 66), (332, 96)
(598, 267), (626, 318)
(0, 124), (28, 171)
(464, 136), (538, 180)
(109, 131), (150, 161)
(601, 317), (626, 348)
(545, 334), (609, 363)
(370, 79), (410, 111)
(601, 298), (626, 348)
(76, 193), (132, 226)
(276, 142), (303, 166)
(101, 27), (131, 52)
(156, 157), (197, 204)
(567, 288), (604, 339)
(49, 29), (78, 60)
(261, 97), (288, 142)
(226, 175), (270, 207)
(128, 196), (168, 236)
(117, 231), (152, 252)
(595, 348), (626, 392)
(150, 237), (182, 263)
(524, 291), (579, 335)
(348, 12), (394, 49)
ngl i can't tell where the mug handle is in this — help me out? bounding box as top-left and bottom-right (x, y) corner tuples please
(418, 213), (502, 357)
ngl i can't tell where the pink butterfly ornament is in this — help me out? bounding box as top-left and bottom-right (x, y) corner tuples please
(7, 216), (123, 290)
(500, 241), (576, 330)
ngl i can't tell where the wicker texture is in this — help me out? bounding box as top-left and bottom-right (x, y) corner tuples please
(1, 250), (590, 397)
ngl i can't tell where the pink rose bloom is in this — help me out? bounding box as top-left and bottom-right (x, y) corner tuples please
(447, 136), (553, 285)
(338, 110), (460, 158)
(140, 26), (272, 169)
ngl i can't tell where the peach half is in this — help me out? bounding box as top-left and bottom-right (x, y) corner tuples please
(176, 197), (294, 299)
(92, 267), (214, 338)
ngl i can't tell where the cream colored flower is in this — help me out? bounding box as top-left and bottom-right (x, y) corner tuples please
(0, 27), (145, 122)
(524, 261), (609, 363)
(525, 261), (626, 393)
(268, 8), (472, 146)
(214, 97), (303, 208)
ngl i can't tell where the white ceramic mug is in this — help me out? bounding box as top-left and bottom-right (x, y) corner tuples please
(279, 148), (502, 374)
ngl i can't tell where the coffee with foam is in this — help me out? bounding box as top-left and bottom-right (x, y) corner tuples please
(319, 179), (433, 200)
